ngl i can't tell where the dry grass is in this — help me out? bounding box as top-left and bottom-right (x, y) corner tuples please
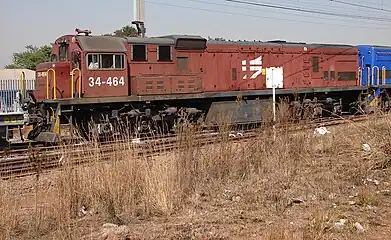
(1, 110), (391, 239)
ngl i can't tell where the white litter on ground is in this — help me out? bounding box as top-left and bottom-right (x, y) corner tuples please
(313, 127), (330, 136)
(131, 138), (141, 144)
(362, 143), (371, 152)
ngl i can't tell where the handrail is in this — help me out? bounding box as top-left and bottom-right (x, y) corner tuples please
(372, 66), (380, 86)
(46, 68), (56, 99)
(367, 67), (371, 86)
(361, 56), (364, 69)
(71, 68), (82, 98)
(382, 66), (386, 85)
(358, 67), (362, 86)
(19, 71), (26, 101)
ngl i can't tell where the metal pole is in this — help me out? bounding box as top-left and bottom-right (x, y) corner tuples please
(134, 0), (145, 22)
(132, 0), (146, 37)
(272, 68), (276, 141)
(273, 87), (276, 122)
(272, 68), (276, 122)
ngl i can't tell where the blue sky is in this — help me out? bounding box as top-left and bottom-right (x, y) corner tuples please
(1, 0), (391, 68)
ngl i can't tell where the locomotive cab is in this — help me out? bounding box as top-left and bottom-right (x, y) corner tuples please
(34, 35), (76, 100)
(80, 34), (128, 98)
(34, 29), (129, 101)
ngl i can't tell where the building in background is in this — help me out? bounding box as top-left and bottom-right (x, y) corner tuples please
(0, 68), (36, 113)
(0, 68), (35, 147)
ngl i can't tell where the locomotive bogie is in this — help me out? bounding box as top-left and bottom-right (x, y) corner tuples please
(21, 87), (365, 144)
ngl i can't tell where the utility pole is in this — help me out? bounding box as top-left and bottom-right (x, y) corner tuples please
(132, 0), (146, 37)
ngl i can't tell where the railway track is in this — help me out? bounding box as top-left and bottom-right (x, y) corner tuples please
(0, 114), (371, 155)
(0, 113), (387, 179)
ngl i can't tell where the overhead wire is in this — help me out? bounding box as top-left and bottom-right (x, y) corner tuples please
(329, 0), (391, 13)
(145, 0), (391, 30)
(273, 0), (391, 14)
(188, 0), (389, 25)
(225, 0), (391, 22)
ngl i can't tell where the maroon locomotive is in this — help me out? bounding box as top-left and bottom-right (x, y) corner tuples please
(25, 28), (363, 141)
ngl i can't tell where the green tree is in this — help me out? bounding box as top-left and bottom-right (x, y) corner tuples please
(105, 25), (138, 37)
(5, 45), (51, 70)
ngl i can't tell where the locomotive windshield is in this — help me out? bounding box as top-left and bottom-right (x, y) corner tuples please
(87, 53), (125, 70)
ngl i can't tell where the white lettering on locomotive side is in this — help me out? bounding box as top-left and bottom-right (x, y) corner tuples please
(242, 56), (263, 80)
(88, 76), (125, 87)
(37, 72), (47, 77)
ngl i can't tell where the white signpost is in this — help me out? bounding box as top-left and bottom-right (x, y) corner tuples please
(265, 67), (284, 140)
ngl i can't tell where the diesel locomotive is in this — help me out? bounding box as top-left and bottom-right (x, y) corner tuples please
(19, 27), (391, 143)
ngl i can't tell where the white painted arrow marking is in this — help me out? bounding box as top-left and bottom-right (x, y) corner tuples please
(242, 55), (262, 79)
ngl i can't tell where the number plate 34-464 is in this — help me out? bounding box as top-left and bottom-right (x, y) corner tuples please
(88, 76), (125, 87)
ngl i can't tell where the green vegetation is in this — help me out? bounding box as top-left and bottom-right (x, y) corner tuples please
(5, 45), (52, 70)
(4, 25), (139, 70)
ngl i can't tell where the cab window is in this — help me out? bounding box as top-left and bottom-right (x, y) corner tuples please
(59, 43), (68, 61)
(50, 54), (57, 62)
(158, 45), (172, 61)
(132, 45), (147, 61)
(87, 53), (125, 70)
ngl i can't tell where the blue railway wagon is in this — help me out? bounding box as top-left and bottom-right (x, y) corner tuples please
(358, 45), (391, 86)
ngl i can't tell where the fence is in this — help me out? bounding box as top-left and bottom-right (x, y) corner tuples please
(0, 78), (35, 113)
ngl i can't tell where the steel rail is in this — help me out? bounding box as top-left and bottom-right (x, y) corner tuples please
(0, 113), (382, 161)
(0, 114), (373, 156)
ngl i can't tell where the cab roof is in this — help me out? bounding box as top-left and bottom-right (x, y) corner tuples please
(76, 35), (127, 52)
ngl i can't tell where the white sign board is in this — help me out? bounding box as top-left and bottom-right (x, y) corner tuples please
(266, 67), (284, 89)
